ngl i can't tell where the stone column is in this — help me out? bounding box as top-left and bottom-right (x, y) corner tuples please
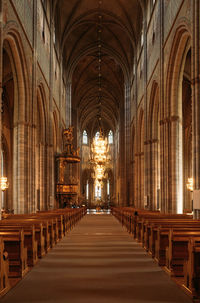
(39, 143), (45, 210)
(134, 153), (138, 207)
(192, 0), (200, 218)
(162, 119), (170, 213)
(66, 82), (72, 127)
(133, 54), (138, 208)
(30, 123), (37, 213)
(147, 139), (158, 210)
(124, 82), (131, 206)
(170, 116), (183, 214)
(0, 0), (3, 218)
(119, 105), (125, 206)
(48, 144), (54, 209)
(47, 2), (54, 210)
(144, 139), (151, 209)
(159, 0), (167, 213)
(140, 152), (144, 208)
(29, 0), (37, 213)
(13, 122), (27, 214)
(142, 6), (149, 209)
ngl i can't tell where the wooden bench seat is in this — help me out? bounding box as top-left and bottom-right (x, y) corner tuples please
(0, 225), (38, 267)
(183, 237), (200, 299)
(0, 237), (10, 297)
(4, 216), (55, 252)
(0, 231), (28, 278)
(165, 230), (200, 278)
(0, 220), (46, 259)
(143, 220), (200, 255)
(111, 207), (200, 300)
(0, 207), (86, 297)
(137, 217), (195, 243)
(37, 213), (63, 240)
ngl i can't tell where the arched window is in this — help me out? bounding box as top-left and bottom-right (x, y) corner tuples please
(108, 130), (113, 144)
(83, 130), (88, 144)
(95, 183), (101, 199)
(107, 179), (110, 196)
(95, 131), (100, 141)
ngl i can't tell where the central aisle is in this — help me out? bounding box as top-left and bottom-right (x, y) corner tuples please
(0, 214), (192, 303)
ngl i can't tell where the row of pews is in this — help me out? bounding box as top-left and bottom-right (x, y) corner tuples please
(0, 207), (87, 297)
(111, 207), (200, 301)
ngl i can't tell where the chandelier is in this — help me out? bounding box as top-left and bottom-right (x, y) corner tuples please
(91, 129), (109, 165)
(95, 164), (104, 180)
(89, 3), (109, 184)
(186, 178), (193, 191)
(0, 177), (9, 191)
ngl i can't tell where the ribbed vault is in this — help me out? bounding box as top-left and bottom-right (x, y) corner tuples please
(54, 0), (143, 133)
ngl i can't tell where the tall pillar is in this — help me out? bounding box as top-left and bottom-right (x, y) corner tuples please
(159, 0), (167, 213)
(143, 10), (148, 209)
(13, 122), (27, 214)
(0, 0), (3, 218)
(192, 0), (200, 218)
(29, 0), (38, 213)
(66, 82), (72, 127)
(47, 1), (54, 209)
(148, 139), (159, 210)
(124, 82), (131, 206)
(133, 55), (138, 207)
(119, 104), (125, 205)
(39, 143), (45, 211)
(170, 116), (182, 213)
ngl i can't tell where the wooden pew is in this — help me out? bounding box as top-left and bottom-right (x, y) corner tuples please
(0, 220), (45, 259)
(153, 226), (200, 266)
(2, 207), (86, 258)
(136, 215), (193, 244)
(0, 230), (28, 278)
(4, 216), (52, 253)
(0, 237), (10, 297)
(143, 220), (200, 256)
(165, 230), (200, 277)
(183, 237), (200, 299)
(112, 207), (200, 300)
(0, 225), (38, 267)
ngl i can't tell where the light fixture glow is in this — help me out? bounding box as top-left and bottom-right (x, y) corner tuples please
(0, 177), (9, 191)
(186, 178), (193, 191)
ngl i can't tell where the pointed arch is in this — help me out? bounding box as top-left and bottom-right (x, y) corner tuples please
(3, 27), (30, 214)
(165, 23), (191, 213)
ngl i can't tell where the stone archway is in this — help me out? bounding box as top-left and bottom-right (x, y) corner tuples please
(2, 30), (30, 214)
(165, 25), (191, 213)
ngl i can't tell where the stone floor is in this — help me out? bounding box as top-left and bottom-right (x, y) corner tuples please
(0, 214), (193, 303)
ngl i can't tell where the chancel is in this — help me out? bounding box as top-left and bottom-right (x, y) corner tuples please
(0, 0), (199, 302)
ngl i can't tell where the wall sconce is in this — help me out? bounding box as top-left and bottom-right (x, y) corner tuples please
(186, 178), (193, 192)
(0, 177), (9, 191)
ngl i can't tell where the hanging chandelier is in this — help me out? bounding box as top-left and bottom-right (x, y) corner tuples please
(0, 177), (9, 191)
(89, 1), (109, 183)
(95, 164), (104, 180)
(91, 129), (109, 165)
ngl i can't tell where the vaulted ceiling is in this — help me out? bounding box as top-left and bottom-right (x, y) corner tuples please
(53, 0), (144, 134)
